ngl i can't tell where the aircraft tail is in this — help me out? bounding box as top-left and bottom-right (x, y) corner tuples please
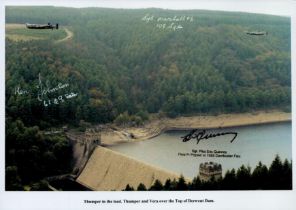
(56, 23), (59, 29)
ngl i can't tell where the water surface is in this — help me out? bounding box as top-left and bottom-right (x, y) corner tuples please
(109, 122), (292, 179)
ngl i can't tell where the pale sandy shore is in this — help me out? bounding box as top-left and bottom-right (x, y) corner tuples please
(101, 111), (291, 146)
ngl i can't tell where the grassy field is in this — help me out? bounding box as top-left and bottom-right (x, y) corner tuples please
(6, 23), (67, 42)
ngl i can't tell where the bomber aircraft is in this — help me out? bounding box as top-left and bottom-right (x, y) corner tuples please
(245, 31), (267, 36)
(26, 23), (59, 30)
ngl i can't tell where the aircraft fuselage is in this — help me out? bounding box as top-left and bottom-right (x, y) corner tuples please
(26, 23), (58, 30)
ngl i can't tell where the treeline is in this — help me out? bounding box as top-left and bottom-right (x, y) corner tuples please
(5, 7), (291, 127)
(124, 155), (292, 191)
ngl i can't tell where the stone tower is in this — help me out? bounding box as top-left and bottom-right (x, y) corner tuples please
(199, 162), (222, 182)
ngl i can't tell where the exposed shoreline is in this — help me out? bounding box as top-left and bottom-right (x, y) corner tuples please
(101, 110), (291, 146)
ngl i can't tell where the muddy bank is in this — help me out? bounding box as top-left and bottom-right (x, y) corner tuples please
(101, 111), (291, 146)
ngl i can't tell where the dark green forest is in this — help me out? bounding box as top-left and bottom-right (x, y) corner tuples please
(5, 119), (72, 190)
(5, 7), (291, 190)
(125, 155), (292, 191)
(6, 7), (291, 126)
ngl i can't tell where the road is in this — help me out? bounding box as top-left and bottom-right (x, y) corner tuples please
(56, 28), (73, 43)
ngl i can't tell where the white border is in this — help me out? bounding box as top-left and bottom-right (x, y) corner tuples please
(1, 1), (295, 210)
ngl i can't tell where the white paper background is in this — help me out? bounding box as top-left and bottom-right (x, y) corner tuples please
(0, 1), (295, 210)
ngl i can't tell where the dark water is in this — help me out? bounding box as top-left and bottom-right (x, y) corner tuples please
(109, 122), (292, 179)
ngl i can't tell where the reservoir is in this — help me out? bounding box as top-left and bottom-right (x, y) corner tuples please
(109, 122), (292, 179)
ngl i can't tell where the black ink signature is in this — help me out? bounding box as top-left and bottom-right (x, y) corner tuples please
(181, 129), (238, 144)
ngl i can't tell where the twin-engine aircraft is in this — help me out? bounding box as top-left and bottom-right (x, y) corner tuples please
(26, 23), (59, 30)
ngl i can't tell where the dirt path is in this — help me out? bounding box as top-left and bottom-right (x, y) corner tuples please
(56, 28), (73, 43)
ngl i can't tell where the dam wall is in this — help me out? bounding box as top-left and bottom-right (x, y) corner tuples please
(77, 146), (185, 190)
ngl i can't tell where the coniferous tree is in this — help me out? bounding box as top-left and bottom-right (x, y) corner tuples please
(137, 183), (147, 191)
(149, 179), (163, 191)
(176, 175), (188, 191)
(252, 161), (269, 189)
(268, 154), (283, 189)
(124, 184), (134, 191)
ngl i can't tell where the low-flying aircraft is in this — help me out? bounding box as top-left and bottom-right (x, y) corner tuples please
(26, 23), (59, 30)
(245, 31), (268, 36)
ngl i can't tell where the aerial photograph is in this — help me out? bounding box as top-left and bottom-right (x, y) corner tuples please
(5, 5), (291, 191)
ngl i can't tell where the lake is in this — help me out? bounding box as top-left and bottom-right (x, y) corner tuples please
(109, 122), (292, 179)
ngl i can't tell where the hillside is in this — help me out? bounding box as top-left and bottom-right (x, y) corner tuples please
(6, 6), (291, 126)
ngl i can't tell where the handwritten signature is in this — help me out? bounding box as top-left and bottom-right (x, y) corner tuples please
(142, 14), (194, 23)
(42, 92), (78, 107)
(36, 73), (69, 101)
(142, 14), (193, 31)
(181, 129), (238, 144)
(14, 86), (29, 95)
(14, 73), (77, 107)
